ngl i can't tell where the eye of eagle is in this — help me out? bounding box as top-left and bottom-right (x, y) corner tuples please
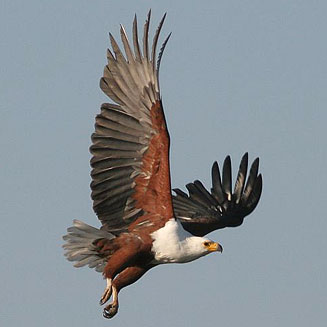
(203, 241), (211, 247)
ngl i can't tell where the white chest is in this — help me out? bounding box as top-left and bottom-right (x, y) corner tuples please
(150, 219), (207, 264)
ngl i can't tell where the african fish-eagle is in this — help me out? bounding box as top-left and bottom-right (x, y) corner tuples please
(63, 11), (262, 319)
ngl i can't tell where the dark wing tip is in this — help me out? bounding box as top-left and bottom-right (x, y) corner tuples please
(242, 173), (263, 216)
(211, 160), (224, 203)
(151, 12), (168, 71)
(157, 32), (171, 73)
(242, 156), (260, 202)
(234, 152), (249, 203)
(173, 188), (188, 198)
(222, 155), (232, 200)
(173, 154), (263, 235)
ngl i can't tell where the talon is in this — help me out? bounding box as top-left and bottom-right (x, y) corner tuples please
(103, 303), (119, 319)
(99, 288), (112, 305)
(99, 278), (112, 306)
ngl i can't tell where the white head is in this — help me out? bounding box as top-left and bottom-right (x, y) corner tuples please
(151, 219), (223, 264)
(178, 236), (223, 263)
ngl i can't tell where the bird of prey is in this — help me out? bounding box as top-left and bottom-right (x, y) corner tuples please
(63, 11), (262, 319)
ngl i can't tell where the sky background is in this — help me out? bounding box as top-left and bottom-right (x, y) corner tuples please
(1, 1), (326, 326)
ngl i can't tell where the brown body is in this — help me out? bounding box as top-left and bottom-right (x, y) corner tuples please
(94, 232), (153, 280)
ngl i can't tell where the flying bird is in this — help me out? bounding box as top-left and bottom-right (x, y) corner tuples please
(63, 11), (262, 319)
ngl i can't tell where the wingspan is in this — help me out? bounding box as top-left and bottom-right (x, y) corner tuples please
(172, 153), (263, 236)
(90, 11), (173, 234)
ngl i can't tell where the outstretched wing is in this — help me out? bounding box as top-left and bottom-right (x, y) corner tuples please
(90, 11), (173, 234)
(172, 153), (263, 236)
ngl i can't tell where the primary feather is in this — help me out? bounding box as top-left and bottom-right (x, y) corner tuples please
(173, 153), (263, 236)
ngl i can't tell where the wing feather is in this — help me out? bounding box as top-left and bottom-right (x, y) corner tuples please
(120, 25), (135, 64)
(222, 156), (232, 201)
(234, 153), (248, 203)
(173, 154), (263, 236)
(132, 15), (142, 62)
(211, 161), (224, 203)
(143, 11), (150, 61)
(242, 157), (259, 202)
(91, 11), (172, 233)
(193, 180), (218, 207)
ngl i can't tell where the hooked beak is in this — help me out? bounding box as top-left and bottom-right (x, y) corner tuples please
(208, 242), (223, 253)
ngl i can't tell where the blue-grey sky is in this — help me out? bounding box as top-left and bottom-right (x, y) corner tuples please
(1, 1), (326, 326)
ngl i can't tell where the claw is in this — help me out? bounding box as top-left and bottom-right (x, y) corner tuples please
(103, 303), (119, 319)
(102, 284), (119, 319)
(99, 288), (112, 305)
(99, 278), (112, 306)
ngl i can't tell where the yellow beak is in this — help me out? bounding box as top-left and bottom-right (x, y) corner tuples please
(208, 242), (223, 253)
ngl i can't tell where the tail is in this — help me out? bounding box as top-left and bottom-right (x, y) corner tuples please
(63, 220), (115, 273)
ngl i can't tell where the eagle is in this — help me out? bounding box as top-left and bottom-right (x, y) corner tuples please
(63, 11), (262, 319)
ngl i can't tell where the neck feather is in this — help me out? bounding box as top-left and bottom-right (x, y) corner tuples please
(150, 219), (209, 264)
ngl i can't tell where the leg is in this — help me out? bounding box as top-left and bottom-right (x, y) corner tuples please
(103, 266), (149, 319)
(103, 284), (118, 319)
(99, 243), (142, 306)
(99, 278), (112, 305)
